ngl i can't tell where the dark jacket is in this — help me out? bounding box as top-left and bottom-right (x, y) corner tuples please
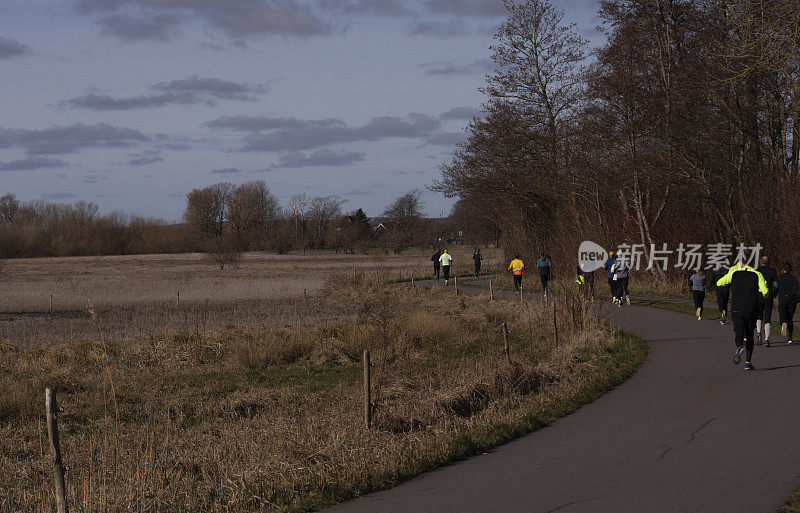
(716, 264), (769, 314)
(757, 265), (778, 300)
(777, 273), (800, 304)
(713, 268), (729, 292)
(432, 251), (441, 267)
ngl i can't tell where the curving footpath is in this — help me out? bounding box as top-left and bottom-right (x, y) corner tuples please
(325, 278), (800, 513)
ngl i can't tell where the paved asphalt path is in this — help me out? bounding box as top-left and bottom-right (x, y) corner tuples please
(325, 276), (800, 513)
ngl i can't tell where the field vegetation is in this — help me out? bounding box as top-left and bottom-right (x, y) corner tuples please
(0, 250), (644, 512)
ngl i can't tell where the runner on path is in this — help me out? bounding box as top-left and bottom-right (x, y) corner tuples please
(716, 260), (770, 370)
(605, 251), (617, 301)
(432, 249), (442, 283)
(508, 254), (524, 293)
(439, 250), (453, 285)
(537, 253), (552, 299)
(575, 265), (587, 297)
(756, 256), (778, 347)
(473, 249), (482, 278)
(610, 255), (631, 307)
(689, 269), (707, 320)
(713, 266), (730, 325)
(777, 262), (799, 344)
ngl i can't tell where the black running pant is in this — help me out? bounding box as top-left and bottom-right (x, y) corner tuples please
(474, 263), (481, 277)
(434, 263), (440, 280)
(513, 274), (522, 292)
(779, 300), (797, 340)
(620, 276), (630, 297)
(540, 273), (550, 293)
(732, 311), (757, 361)
(758, 297), (774, 322)
(442, 265), (450, 281)
(716, 287), (730, 314)
(692, 290), (705, 315)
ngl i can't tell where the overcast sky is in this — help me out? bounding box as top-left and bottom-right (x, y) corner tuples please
(0, 0), (603, 221)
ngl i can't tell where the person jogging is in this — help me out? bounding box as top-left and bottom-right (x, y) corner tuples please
(716, 259), (769, 370)
(508, 253), (525, 293)
(439, 249), (453, 285)
(537, 253), (552, 298)
(473, 249), (482, 278)
(604, 251), (617, 301)
(777, 262), (799, 344)
(610, 255), (631, 306)
(431, 249), (442, 282)
(576, 264), (587, 297)
(689, 269), (707, 320)
(713, 266), (730, 324)
(756, 256), (778, 347)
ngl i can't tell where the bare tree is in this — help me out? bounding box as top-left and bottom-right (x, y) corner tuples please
(184, 183), (240, 269)
(383, 190), (425, 251)
(308, 195), (347, 248)
(229, 181), (279, 250)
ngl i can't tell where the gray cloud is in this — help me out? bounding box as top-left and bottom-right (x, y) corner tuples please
(63, 75), (267, 111)
(205, 115), (329, 131)
(426, 132), (466, 146)
(235, 113), (441, 152)
(440, 106), (481, 120)
(277, 149), (364, 168)
(408, 19), (469, 37)
(211, 167), (242, 174)
(419, 58), (493, 76)
(424, 0), (506, 17)
(0, 123), (149, 154)
(0, 156), (69, 171)
(127, 150), (164, 166)
(76, 0), (332, 40)
(317, 0), (411, 16)
(0, 37), (31, 58)
(41, 192), (77, 200)
(98, 12), (181, 41)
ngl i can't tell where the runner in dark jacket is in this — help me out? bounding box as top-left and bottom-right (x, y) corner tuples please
(432, 250), (442, 282)
(756, 256), (778, 346)
(472, 249), (482, 278)
(713, 267), (730, 324)
(716, 261), (769, 370)
(777, 262), (799, 344)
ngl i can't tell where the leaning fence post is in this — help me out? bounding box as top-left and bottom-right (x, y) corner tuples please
(502, 322), (511, 364)
(489, 278), (494, 300)
(363, 351), (372, 430)
(45, 388), (68, 513)
(553, 302), (559, 347)
(411, 273), (415, 288)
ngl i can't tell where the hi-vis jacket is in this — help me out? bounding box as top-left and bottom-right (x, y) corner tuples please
(439, 252), (453, 266)
(716, 263), (769, 313)
(508, 258), (525, 275)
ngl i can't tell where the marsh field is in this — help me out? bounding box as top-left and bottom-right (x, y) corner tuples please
(0, 248), (645, 512)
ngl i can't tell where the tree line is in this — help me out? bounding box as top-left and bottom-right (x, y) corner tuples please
(0, 183), (495, 262)
(434, 0), (800, 271)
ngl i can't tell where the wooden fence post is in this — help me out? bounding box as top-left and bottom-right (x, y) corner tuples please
(411, 273), (415, 288)
(176, 291), (180, 307)
(363, 351), (371, 430)
(45, 388), (68, 513)
(375, 270), (379, 285)
(489, 279), (494, 300)
(454, 276), (458, 295)
(502, 322), (511, 364)
(49, 294), (53, 313)
(553, 302), (559, 347)
(519, 283), (523, 302)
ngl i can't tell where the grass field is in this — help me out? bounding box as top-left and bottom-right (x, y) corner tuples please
(0, 249), (649, 512)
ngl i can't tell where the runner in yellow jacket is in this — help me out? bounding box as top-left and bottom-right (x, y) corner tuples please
(508, 253), (524, 293)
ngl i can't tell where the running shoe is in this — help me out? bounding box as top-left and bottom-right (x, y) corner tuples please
(782, 323), (788, 338)
(720, 319), (725, 325)
(733, 345), (745, 365)
(789, 340), (794, 345)
(626, 295), (630, 305)
(697, 316), (702, 321)
(744, 362), (755, 371)
(756, 332), (762, 346)
(765, 340), (771, 348)
(696, 307), (701, 318)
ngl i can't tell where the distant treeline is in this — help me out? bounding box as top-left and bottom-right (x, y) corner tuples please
(0, 184), (499, 260)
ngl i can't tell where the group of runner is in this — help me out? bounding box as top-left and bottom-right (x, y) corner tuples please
(430, 248), (484, 285)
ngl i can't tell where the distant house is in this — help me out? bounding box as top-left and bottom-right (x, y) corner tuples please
(372, 222), (389, 234)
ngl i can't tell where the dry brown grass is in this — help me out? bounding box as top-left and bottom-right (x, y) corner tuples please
(0, 248), (502, 349)
(0, 267), (645, 513)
